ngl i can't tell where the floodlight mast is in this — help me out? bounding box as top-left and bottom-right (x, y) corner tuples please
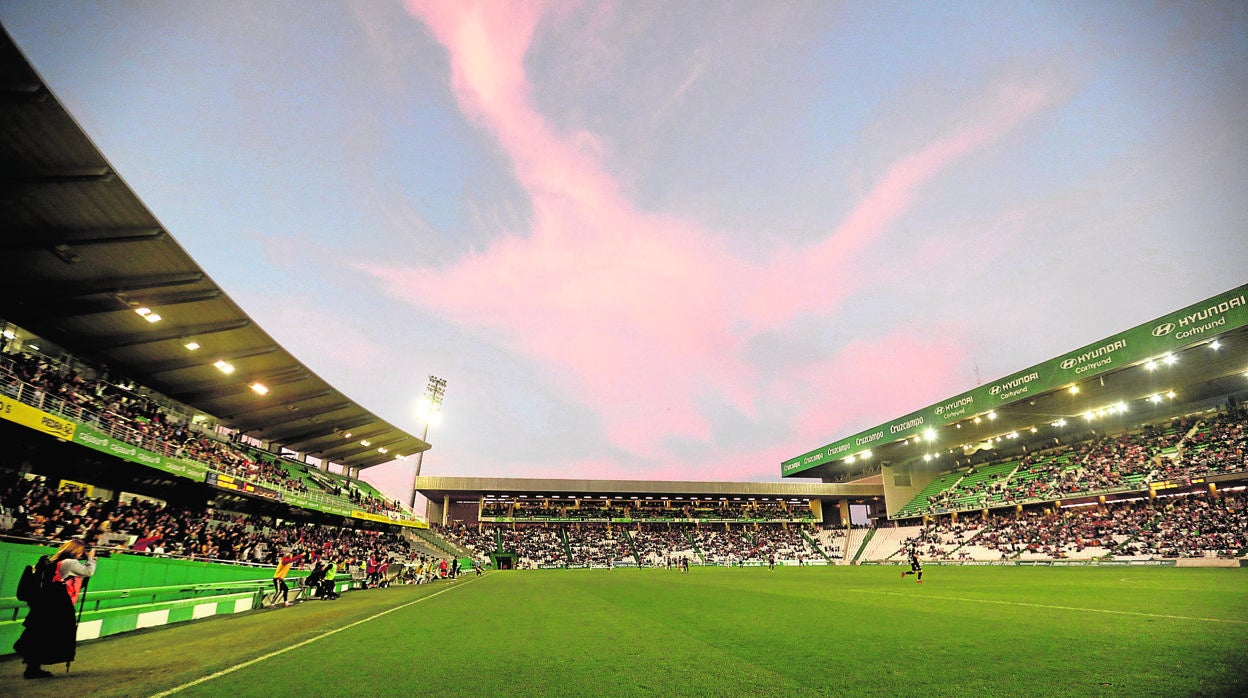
(409, 375), (447, 509)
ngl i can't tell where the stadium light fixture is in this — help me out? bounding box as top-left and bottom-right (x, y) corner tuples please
(987, 411), (997, 420)
(1162, 353), (1176, 366)
(134, 306), (162, 323)
(183, 340), (200, 351)
(1145, 360), (1158, 371)
(409, 375), (448, 508)
(1209, 340), (1221, 350)
(213, 360), (235, 375)
(250, 382), (268, 395)
(1068, 385), (1080, 395)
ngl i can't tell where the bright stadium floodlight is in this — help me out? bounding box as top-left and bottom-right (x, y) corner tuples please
(409, 375), (447, 508)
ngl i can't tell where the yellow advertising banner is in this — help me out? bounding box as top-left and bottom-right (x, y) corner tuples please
(58, 479), (95, 497)
(0, 393), (77, 441)
(351, 510), (427, 528)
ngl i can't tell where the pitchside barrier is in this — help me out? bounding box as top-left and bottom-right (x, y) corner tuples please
(861, 558), (1247, 567)
(0, 540), (360, 655)
(533, 559), (833, 569)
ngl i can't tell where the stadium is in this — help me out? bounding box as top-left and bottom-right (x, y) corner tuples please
(1, 16), (1246, 698)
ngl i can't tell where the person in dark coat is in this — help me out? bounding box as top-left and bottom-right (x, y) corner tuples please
(14, 538), (97, 679)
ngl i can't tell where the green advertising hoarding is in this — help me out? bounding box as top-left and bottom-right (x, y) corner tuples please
(72, 423), (210, 480)
(782, 283), (1248, 477)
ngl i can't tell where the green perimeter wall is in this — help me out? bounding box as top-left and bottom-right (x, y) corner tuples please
(0, 541), (278, 599)
(0, 541), (327, 657)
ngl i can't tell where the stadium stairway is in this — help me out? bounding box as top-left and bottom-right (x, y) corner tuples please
(849, 528), (873, 564)
(800, 529), (833, 564)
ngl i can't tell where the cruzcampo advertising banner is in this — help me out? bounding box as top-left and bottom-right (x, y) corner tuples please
(0, 393), (77, 441)
(72, 423), (210, 480)
(782, 283), (1248, 477)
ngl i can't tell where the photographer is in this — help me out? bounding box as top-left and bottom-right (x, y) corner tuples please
(14, 538), (98, 679)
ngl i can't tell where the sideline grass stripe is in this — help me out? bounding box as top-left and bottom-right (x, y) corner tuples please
(847, 587), (1248, 624)
(147, 578), (479, 698)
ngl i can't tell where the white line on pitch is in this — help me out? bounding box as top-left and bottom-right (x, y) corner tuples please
(149, 578), (480, 698)
(847, 588), (1248, 624)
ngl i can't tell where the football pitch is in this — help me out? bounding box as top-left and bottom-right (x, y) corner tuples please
(4, 566), (1246, 697)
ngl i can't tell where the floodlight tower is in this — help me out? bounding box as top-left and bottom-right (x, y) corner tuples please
(409, 374), (446, 508)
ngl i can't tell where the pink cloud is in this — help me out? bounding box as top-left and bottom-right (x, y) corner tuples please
(366, 2), (1052, 475)
(751, 83), (1053, 328)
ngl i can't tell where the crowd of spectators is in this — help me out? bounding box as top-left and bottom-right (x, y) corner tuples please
(479, 498), (814, 522)
(901, 411), (1248, 518)
(1162, 412), (1248, 480)
(495, 525), (565, 567)
(898, 489), (1247, 560)
(631, 525), (696, 565)
(1, 351), (405, 518)
(429, 522), (831, 567)
(443, 486), (1247, 566)
(0, 471), (419, 573)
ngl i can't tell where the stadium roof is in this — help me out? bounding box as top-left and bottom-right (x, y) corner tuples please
(416, 476), (882, 501)
(783, 284), (1248, 480)
(0, 27), (428, 469)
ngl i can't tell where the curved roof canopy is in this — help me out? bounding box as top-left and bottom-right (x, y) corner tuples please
(0, 27), (428, 469)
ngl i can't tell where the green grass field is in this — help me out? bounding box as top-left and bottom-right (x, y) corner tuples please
(4, 566), (1246, 697)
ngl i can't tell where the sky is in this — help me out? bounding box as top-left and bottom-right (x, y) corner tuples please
(1, 1), (1245, 505)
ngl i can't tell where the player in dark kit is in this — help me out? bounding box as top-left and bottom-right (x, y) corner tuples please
(901, 549), (923, 583)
